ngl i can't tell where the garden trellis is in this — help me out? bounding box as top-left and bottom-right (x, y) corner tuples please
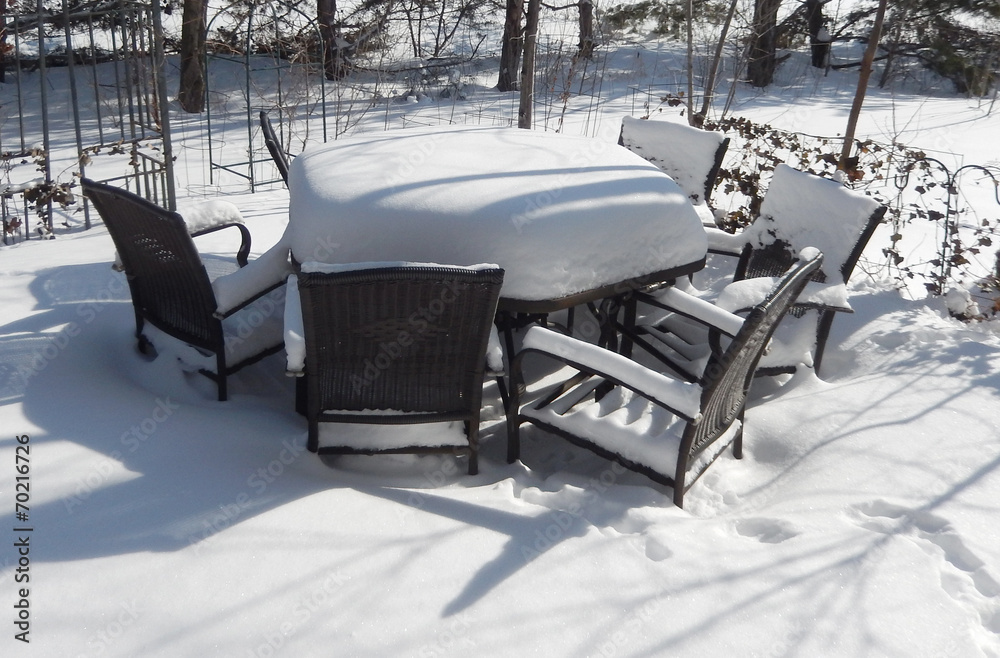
(0, 0), (174, 243)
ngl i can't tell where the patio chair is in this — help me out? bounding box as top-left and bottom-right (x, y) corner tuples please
(81, 178), (289, 401)
(619, 115), (730, 226)
(259, 110), (291, 185)
(291, 263), (505, 475)
(700, 164), (888, 374)
(507, 251), (822, 508)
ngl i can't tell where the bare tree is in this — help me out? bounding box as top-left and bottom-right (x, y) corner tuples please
(805, 0), (830, 68)
(498, 0), (524, 90)
(318, 0), (347, 80)
(178, 0), (208, 113)
(839, 0), (888, 171)
(748, 0), (783, 87)
(518, 0), (541, 127)
(697, 0), (739, 124)
(577, 0), (594, 59)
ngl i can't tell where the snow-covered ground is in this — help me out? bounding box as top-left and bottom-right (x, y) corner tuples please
(2, 22), (1000, 658)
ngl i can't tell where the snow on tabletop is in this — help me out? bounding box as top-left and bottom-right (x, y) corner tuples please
(8, 31), (1000, 658)
(287, 126), (707, 302)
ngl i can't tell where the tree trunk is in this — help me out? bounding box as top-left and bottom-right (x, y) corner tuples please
(747, 0), (782, 88)
(498, 0), (524, 91)
(317, 0), (346, 81)
(697, 0), (739, 124)
(577, 0), (594, 60)
(177, 0), (208, 113)
(685, 0), (694, 122)
(839, 0), (888, 172)
(0, 0), (6, 84)
(518, 0), (541, 128)
(805, 0), (830, 69)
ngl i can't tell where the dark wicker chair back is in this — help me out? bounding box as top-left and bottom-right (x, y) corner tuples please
(731, 165), (887, 373)
(259, 110), (290, 185)
(82, 179), (222, 351)
(297, 264), (505, 474)
(82, 179), (283, 401)
(734, 165), (887, 285)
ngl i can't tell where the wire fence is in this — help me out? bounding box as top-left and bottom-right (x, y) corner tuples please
(1, 0), (174, 244)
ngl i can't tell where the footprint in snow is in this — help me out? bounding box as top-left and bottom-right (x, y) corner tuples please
(851, 499), (1000, 634)
(734, 517), (800, 544)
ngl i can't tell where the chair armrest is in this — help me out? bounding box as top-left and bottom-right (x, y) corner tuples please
(284, 274), (306, 376)
(183, 199), (253, 267)
(191, 223), (252, 268)
(519, 326), (703, 421)
(213, 242), (293, 317)
(485, 325), (505, 376)
(705, 226), (746, 257)
(638, 287), (745, 338)
(717, 278), (853, 315)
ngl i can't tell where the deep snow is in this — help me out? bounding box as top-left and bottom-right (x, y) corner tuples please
(2, 22), (1000, 658)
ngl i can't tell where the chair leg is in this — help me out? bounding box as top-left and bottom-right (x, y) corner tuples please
(813, 310), (836, 375)
(672, 471), (686, 509)
(295, 375), (308, 416)
(732, 413), (745, 460)
(506, 367), (522, 464)
(307, 419), (319, 453)
(466, 421), (479, 476)
(216, 353), (228, 401)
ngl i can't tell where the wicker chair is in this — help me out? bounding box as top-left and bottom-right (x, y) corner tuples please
(259, 110), (291, 185)
(81, 179), (288, 401)
(507, 252), (822, 508)
(619, 115), (730, 226)
(293, 263), (505, 475)
(701, 164), (888, 374)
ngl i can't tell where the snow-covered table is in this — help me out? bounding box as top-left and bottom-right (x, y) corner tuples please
(285, 126), (708, 312)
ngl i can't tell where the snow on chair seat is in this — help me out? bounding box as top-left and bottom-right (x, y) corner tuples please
(507, 252), (822, 508)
